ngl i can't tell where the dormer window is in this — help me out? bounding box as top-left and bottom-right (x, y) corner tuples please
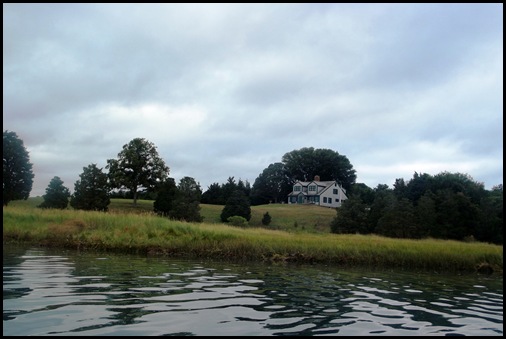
(308, 185), (316, 192)
(294, 185), (301, 192)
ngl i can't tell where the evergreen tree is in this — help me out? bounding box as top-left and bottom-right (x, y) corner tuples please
(38, 176), (70, 209)
(201, 182), (222, 204)
(261, 212), (272, 226)
(170, 177), (203, 222)
(70, 164), (110, 211)
(154, 177), (203, 222)
(220, 190), (251, 222)
(153, 178), (178, 216)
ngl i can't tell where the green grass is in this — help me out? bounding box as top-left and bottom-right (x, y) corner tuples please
(4, 198), (502, 274)
(17, 198), (337, 232)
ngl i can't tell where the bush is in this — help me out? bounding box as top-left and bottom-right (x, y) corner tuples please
(227, 216), (248, 227)
(261, 212), (272, 226)
(220, 190), (251, 222)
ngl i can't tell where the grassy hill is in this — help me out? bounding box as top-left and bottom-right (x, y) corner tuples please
(12, 198), (337, 233)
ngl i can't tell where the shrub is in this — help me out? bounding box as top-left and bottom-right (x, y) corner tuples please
(261, 212), (272, 226)
(227, 216), (248, 227)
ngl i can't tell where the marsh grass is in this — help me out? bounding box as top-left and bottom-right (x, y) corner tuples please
(3, 199), (502, 274)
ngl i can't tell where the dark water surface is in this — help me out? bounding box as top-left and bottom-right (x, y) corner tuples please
(3, 245), (503, 336)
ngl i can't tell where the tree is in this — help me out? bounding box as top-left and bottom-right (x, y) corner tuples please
(415, 191), (437, 238)
(434, 189), (480, 241)
(250, 162), (292, 205)
(38, 176), (70, 209)
(201, 182), (222, 204)
(330, 196), (369, 234)
(477, 184), (503, 244)
(220, 176), (238, 205)
(170, 176), (203, 222)
(376, 197), (419, 238)
(405, 172), (433, 204)
(261, 211), (272, 226)
(154, 177), (204, 222)
(153, 178), (178, 217)
(431, 171), (485, 205)
(348, 182), (375, 205)
(367, 185), (394, 232)
(282, 147), (356, 192)
(3, 130), (34, 206)
(70, 164), (110, 211)
(107, 138), (169, 205)
(220, 190), (251, 222)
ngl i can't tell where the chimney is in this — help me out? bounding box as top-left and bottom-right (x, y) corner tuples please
(314, 175), (320, 182)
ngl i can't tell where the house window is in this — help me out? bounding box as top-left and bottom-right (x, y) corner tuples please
(336, 199), (339, 202)
(323, 197), (327, 203)
(333, 189), (338, 194)
(294, 186), (301, 192)
(309, 185), (316, 192)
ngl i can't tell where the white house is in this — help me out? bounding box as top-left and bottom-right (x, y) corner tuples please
(287, 175), (348, 208)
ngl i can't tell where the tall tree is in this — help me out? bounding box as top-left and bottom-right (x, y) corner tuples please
(107, 138), (169, 205)
(3, 130), (34, 206)
(154, 177), (203, 222)
(282, 147), (356, 191)
(171, 176), (203, 222)
(477, 184), (503, 244)
(435, 189), (480, 240)
(220, 190), (251, 222)
(220, 176), (238, 205)
(153, 178), (178, 217)
(70, 164), (110, 211)
(330, 196), (369, 234)
(415, 191), (437, 238)
(250, 162), (292, 205)
(201, 182), (222, 204)
(405, 172), (433, 204)
(38, 176), (70, 209)
(348, 182), (375, 205)
(376, 197), (418, 238)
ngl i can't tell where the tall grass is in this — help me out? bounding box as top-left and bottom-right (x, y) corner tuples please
(3, 200), (502, 274)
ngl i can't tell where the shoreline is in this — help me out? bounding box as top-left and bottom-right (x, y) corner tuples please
(3, 206), (502, 276)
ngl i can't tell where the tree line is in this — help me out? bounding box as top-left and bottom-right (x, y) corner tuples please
(3, 130), (503, 244)
(331, 173), (503, 244)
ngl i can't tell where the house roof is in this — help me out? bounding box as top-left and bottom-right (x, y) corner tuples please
(294, 180), (337, 188)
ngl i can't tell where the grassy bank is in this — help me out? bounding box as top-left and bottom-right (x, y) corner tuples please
(3, 200), (502, 274)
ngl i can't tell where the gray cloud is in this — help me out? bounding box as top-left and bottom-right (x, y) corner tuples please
(3, 3), (502, 196)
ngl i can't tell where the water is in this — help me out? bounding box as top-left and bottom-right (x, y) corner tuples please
(3, 245), (503, 336)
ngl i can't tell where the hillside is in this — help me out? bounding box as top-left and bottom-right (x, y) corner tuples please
(10, 198), (337, 233)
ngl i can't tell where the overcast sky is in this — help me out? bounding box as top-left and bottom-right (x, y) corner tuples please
(3, 3), (503, 197)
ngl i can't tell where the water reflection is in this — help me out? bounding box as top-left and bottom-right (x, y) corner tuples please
(3, 245), (503, 336)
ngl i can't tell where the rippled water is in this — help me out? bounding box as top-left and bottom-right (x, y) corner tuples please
(3, 245), (503, 336)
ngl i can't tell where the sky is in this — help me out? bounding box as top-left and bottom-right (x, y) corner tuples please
(3, 3), (503, 197)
